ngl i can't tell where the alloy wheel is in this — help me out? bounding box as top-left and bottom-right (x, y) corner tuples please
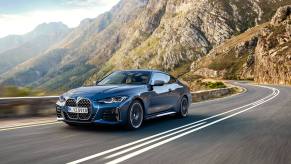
(129, 102), (144, 129)
(180, 97), (188, 117)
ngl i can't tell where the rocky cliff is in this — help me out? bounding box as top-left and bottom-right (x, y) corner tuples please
(190, 5), (291, 85)
(254, 5), (291, 85)
(1, 0), (290, 90)
(87, 0), (291, 84)
(0, 0), (147, 90)
(190, 22), (264, 80)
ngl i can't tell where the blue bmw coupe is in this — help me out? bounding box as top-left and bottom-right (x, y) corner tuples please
(56, 69), (191, 129)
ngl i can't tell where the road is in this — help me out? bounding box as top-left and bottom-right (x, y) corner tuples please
(0, 82), (291, 164)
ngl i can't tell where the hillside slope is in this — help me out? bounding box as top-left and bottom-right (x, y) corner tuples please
(87, 0), (291, 84)
(0, 0), (149, 90)
(254, 5), (291, 85)
(0, 35), (24, 54)
(190, 23), (267, 80)
(190, 5), (291, 85)
(0, 22), (70, 75)
(1, 0), (290, 91)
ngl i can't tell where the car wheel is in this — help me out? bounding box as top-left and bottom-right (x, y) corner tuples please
(177, 97), (188, 118)
(127, 100), (144, 129)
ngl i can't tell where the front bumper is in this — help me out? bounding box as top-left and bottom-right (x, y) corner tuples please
(56, 99), (131, 125)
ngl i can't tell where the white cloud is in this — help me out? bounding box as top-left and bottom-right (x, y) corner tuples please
(0, 0), (119, 38)
(64, 0), (119, 7)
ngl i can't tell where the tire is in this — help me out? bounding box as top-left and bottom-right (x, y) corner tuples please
(126, 100), (144, 129)
(177, 97), (188, 118)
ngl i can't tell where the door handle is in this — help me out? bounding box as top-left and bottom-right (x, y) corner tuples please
(168, 89), (173, 92)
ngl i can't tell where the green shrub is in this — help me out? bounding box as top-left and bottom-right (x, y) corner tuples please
(0, 86), (43, 97)
(202, 81), (226, 89)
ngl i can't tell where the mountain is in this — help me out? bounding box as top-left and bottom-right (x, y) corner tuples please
(0, 35), (24, 54)
(254, 5), (291, 85)
(0, 0), (148, 90)
(190, 5), (291, 85)
(86, 0), (291, 84)
(1, 0), (290, 91)
(0, 22), (70, 74)
(88, 0), (291, 81)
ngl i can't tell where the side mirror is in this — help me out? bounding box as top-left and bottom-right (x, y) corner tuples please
(153, 80), (165, 86)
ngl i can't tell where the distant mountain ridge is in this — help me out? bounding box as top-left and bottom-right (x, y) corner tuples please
(0, 22), (71, 75)
(0, 0), (290, 91)
(0, 35), (24, 54)
(0, 0), (147, 90)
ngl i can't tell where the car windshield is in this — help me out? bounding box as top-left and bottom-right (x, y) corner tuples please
(97, 71), (151, 85)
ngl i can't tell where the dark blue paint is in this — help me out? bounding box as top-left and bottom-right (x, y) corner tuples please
(56, 70), (192, 126)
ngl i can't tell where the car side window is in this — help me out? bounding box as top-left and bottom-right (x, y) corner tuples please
(151, 73), (170, 84)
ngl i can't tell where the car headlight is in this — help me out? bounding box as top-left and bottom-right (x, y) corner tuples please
(98, 96), (127, 104)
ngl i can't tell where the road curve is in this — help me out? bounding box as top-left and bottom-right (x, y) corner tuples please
(0, 82), (290, 164)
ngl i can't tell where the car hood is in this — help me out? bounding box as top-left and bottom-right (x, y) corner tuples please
(64, 85), (146, 100)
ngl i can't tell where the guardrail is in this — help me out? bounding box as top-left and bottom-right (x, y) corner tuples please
(191, 87), (238, 102)
(0, 96), (58, 118)
(0, 87), (240, 118)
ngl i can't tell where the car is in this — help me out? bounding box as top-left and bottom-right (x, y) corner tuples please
(56, 69), (192, 129)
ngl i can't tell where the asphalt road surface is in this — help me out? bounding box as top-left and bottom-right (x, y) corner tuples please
(0, 82), (291, 164)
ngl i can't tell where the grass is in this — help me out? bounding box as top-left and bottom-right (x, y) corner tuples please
(192, 22), (268, 80)
(201, 81), (226, 89)
(178, 71), (227, 91)
(38, 64), (96, 92)
(0, 86), (44, 97)
(170, 61), (192, 78)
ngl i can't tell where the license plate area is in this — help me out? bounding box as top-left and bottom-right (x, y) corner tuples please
(68, 107), (88, 113)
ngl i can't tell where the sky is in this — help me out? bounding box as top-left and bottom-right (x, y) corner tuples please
(0, 0), (120, 38)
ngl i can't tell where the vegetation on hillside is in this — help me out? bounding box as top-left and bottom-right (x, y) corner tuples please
(1, 1), (290, 93)
(190, 22), (268, 80)
(0, 86), (45, 97)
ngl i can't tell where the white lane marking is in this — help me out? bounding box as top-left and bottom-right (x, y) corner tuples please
(105, 122), (206, 159)
(0, 122), (61, 132)
(0, 83), (253, 132)
(66, 122), (207, 164)
(67, 97), (263, 164)
(67, 85), (279, 164)
(106, 87), (280, 164)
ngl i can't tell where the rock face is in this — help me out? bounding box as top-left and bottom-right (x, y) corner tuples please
(1, 0), (291, 90)
(190, 25), (263, 80)
(254, 5), (291, 85)
(0, 0), (147, 90)
(271, 5), (291, 25)
(190, 5), (291, 85)
(89, 0), (290, 83)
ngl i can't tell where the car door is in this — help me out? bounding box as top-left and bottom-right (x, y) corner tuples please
(148, 73), (178, 114)
(167, 76), (182, 106)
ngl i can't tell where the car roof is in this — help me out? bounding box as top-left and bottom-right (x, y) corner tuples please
(117, 69), (166, 74)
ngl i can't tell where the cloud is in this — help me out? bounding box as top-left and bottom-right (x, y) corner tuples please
(0, 0), (119, 38)
(63, 0), (119, 8)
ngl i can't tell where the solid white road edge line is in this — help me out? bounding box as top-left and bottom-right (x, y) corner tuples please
(0, 83), (270, 132)
(0, 122), (61, 132)
(67, 85), (279, 164)
(105, 122), (206, 159)
(67, 97), (266, 164)
(105, 87), (279, 164)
